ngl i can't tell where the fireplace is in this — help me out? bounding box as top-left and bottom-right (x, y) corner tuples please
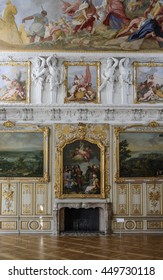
(64, 208), (99, 232)
(53, 201), (112, 235)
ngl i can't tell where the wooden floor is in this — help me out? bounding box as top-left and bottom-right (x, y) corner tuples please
(0, 233), (163, 260)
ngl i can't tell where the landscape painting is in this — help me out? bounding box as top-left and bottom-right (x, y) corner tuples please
(134, 62), (163, 103)
(118, 131), (163, 179)
(0, 62), (30, 103)
(64, 62), (100, 103)
(60, 139), (105, 198)
(0, 128), (49, 181)
(1, 0), (163, 52)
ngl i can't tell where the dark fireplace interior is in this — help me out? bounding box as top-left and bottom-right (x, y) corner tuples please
(64, 208), (99, 232)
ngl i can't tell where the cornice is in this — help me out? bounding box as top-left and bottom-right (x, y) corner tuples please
(0, 106), (162, 124)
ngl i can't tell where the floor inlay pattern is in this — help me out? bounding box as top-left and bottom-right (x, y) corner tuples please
(0, 234), (163, 260)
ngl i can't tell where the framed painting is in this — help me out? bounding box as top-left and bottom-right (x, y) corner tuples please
(1, 0), (163, 52)
(0, 62), (30, 103)
(64, 61), (100, 103)
(133, 62), (163, 104)
(115, 123), (163, 182)
(0, 126), (49, 181)
(56, 133), (106, 198)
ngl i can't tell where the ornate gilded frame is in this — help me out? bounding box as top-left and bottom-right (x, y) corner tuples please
(0, 121), (49, 182)
(64, 61), (100, 104)
(55, 123), (109, 199)
(0, 61), (30, 103)
(115, 122), (163, 183)
(133, 62), (163, 104)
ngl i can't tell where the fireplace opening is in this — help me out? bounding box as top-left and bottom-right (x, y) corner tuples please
(64, 208), (99, 232)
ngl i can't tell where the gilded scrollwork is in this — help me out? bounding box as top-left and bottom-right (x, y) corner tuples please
(130, 184), (142, 216)
(148, 184), (161, 215)
(55, 123), (109, 147)
(55, 123), (109, 199)
(3, 120), (15, 127)
(114, 127), (126, 139)
(148, 121), (159, 128)
(2, 183), (15, 214)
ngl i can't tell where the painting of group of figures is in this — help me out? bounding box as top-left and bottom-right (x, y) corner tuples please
(0, 62), (30, 103)
(134, 62), (163, 103)
(1, 0), (163, 52)
(64, 62), (100, 103)
(63, 140), (102, 197)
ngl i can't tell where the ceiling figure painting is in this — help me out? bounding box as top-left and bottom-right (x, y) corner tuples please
(0, 0), (163, 51)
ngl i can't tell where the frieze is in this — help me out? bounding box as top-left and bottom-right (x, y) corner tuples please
(0, 106), (162, 124)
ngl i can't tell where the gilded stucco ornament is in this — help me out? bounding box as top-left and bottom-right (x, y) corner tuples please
(2, 182), (14, 212)
(3, 120), (15, 127)
(55, 123), (109, 199)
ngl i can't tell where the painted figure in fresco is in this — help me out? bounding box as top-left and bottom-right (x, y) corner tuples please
(68, 74), (81, 99)
(119, 58), (132, 104)
(22, 8), (49, 42)
(46, 17), (71, 43)
(138, 83), (157, 101)
(46, 55), (61, 104)
(154, 83), (163, 98)
(72, 0), (99, 33)
(0, 74), (25, 101)
(128, 1), (163, 42)
(68, 65), (96, 101)
(117, 0), (163, 43)
(103, 0), (130, 30)
(61, 0), (81, 17)
(99, 57), (118, 103)
(137, 71), (163, 102)
(127, 0), (143, 12)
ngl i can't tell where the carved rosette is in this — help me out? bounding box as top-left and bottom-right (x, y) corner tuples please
(125, 220), (136, 230)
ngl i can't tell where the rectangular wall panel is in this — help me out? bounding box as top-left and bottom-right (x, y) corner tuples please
(116, 184), (129, 215)
(147, 221), (163, 229)
(130, 184), (143, 216)
(21, 183), (33, 215)
(35, 184), (47, 215)
(1, 221), (17, 230)
(1, 183), (17, 215)
(146, 184), (162, 215)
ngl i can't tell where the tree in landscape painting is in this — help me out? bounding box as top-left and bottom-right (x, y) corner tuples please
(119, 132), (163, 178)
(0, 132), (44, 178)
(119, 139), (131, 177)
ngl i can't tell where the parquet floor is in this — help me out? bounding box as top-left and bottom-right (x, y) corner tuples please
(0, 233), (163, 260)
